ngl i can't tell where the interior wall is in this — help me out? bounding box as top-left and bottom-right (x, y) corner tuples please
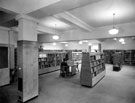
(1, 22), (135, 51)
(63, 42), (88, 51)
(41, 43), (64, 50)
(38, 22), (135, 42)
(10, 31), (18, 47)
(40, 42), (89, 51)
(40, 37), (135, 52)
(41, 42), (101, 52)
(0, 28), (18, 47)
(101, 37), (135, 51)
(61, 22), (135, 41)
(0, 28), (9, 44)
(0, 28), (17, 70)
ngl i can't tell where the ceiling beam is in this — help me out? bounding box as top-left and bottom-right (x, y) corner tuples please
(10, 24), (62, 35)
(54, 11), (94, 32)
(37, 24), (62, 35)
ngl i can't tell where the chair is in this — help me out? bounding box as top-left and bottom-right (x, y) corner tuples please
(60, 66), (68, 77)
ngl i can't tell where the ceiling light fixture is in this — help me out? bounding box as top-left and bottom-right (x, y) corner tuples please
(109, 13), (119, 35)
(113, 38), (117, 40)
(88, 43), (92, 46)
(52, 24), (59, 40)
(60, 42), (68, 43)
(121, 41), (125, 44)
(82, 40), (88, 42)
(65, 44), (68, 47)
(119, 38), (124, 42)
(52, 35), (59, 40)
(79, 41), (83, 44)
(53, 42), (56, 45)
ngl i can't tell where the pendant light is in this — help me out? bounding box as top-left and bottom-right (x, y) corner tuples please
(52, 24), (59, 40)
(109, 13), (119, 35)
(119, 38), (124, 42)
(52, 35), (59, 40)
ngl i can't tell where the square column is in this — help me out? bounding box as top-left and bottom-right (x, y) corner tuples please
(16, 15), (38, 102)
(17, 41), (38, 102)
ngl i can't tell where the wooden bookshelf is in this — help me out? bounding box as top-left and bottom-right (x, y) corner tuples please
(103, 49), (135, 66)
(80, 52), (105, 87)
(131, 50), (135, 65)
(38, 49), (83, 75)
(124, 50), (132, 65)
(103, 50), (111, 64)
(38, 51), (66, 75)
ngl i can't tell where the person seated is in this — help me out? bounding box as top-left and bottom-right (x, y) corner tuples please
(60, 58), (69, 77)
(76, 62), (79, 73)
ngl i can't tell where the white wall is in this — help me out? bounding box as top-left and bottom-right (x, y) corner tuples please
(38, 22), (135, 51)
(0, 28), (9, 44)
(0, 28), (18, 47)
(40, 42), (89, 51)
(101, 37), (135, 51)
(9, 31), (18, 47)
(40, 37), (135, 52)
(61, 22), (135, 41)
(41, 43), (64, 50)
(41, 41), (101, 52)
(1, 22), (135, 51)
(39, 22), (135, 42)
(63, 42), (88, 51)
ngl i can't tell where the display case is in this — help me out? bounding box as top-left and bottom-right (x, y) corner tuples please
(80, 52), (105, 87)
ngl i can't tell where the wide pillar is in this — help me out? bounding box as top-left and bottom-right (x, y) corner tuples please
(16, 15), (38, 102)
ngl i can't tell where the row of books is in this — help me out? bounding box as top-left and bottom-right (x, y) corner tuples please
(39, 53), (66, 69)
(39, 49), (83, 52)
(91, 68), (105, 78)
(90, 53), (105, 78)
(90, 59), (104, 67)
(90, 55), (104, 61)
(103, 50), (135, 65)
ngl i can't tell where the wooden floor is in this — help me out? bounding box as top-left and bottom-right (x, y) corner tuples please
(0, 64), (135, 103)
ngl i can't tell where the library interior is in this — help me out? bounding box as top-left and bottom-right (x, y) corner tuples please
(0, 0), (135, 103)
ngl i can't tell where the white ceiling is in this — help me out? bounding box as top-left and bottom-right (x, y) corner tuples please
(0, 0), (135, 32)
(40, 16), (77, 31)
(69, 0), (135, 27)
(0, 0), (61, 14)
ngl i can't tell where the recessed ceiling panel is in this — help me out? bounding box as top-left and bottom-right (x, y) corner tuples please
(0, 10), (17, 27)
(40, 16), (75, 31)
